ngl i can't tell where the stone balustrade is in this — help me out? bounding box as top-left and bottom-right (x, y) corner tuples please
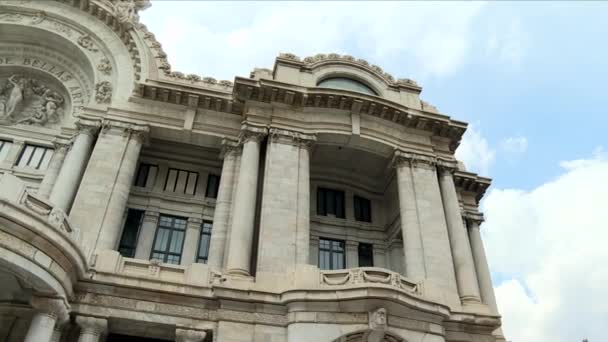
(319, 267), (421, 296)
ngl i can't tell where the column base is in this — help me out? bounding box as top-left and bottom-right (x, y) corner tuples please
(460, 295), (482, 304)
(226, 268), (251, 277)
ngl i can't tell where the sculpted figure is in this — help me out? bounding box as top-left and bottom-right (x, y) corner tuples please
(114, 0), (137, 24)
(369, 307), (387, 331)
(5, 75), (27, 117)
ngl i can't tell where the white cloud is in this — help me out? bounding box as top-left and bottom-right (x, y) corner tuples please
(486, 18), (528, 69)
(139, 1), (485, 80)
(501, 135), (528, 155)
(482, 148), (608, 341)
(455, 124), (496, 175)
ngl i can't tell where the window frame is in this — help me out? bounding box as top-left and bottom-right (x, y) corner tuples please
(150, 215), (187, 265)
(205, 174), (220, 199)
(117, 209), (145, 258)
(0, 139), (13, 163)
(318, 238), (346, 270)
(353, 195), (372, 223)
(15, 144), (54, 170)
(133, 162), (158, 188)
(163, 168), (199, 195)
(195, 220), (213, 264)
(317, 187), (346, 219)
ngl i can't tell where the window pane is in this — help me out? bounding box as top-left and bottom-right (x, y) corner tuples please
(205, 174), (220, 198)
(29, 147), (46, 169)
(134, 164), (149, 187)
(317, 188), (326, 215)
(335, 191), (345, 218)
(17, 145), (34, 167)
(319, 250), (330, 270)
(0, 141), (12, 162)
(38, 149), (53, 170)
(185, 172), (198, 195)
(153, 228), (170, 250)
(168, 230), (184, 253)
(166, 254), (180, 264)
(147, 165), (158, 188)
(164, 169), (178, 191)
(118, 209), (144, 258)
(326, 190), (335, 215)
(176, 170), (189, 193)
(358, 243), (374, 267)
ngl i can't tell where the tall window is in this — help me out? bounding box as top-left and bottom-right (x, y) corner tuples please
(15, 144), (53, 170)
(196, 221), (213, 263)
(354, 195), (372, 222)
(150, 215), (187, 264)
(319, 238), (345, 270)
(317, 188), (345, 219)
(205, 174), (220, 199)
(0, 140), (13, 163)
(358, 242), (374, 267)
(164, 168), (198, 195)
(134, 163), (158, 188)
(117, 209), (144, 258)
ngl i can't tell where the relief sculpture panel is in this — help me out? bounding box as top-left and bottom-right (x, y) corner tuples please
(0, 74), (66, 126)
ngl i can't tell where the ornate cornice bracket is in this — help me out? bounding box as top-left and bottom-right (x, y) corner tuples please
(268, 127), (316, 149)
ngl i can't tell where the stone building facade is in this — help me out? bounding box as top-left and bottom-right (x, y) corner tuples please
(0, 1), (505, 341)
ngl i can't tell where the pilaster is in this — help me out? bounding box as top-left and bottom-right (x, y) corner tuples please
(134, 210), (160, 260)
(182, 217), (203, 265)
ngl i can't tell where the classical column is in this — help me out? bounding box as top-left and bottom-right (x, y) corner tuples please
(182, 217), (202, 265)
(256, 128), (315, 274)
(225, 124), (267, 276)
(134, 210), (160, 260)
(393, 151), (426, 281)
(69, 120), (148, 261)
(438, 165), (481, 303)
(467, 217), (506, 341)
(50, 323), (66, 342)
(25, 297), (69, 342)
(296, 138), (313, 265)
(49, 120), (99, 213)
(207, 139), (239, 269)
(75, 316), (107, 342)
(38, 139), (69, 198)
(175, 328), (207, 342)
(96, 125), (149, 251)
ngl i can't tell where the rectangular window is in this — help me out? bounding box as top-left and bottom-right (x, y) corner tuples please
(15, 144), (53, 170)
(133, 163), (158, 188)
(354, 195), (372, 222)
(205, 174), (220, 199)
(358, 242), (374, 267)
(0, 140), (13, 163)
(164, 168), (198, 195)
(150, 215), (187, 264)
(318, 238), (345, 270)
(317, 188), (345, 219)
(117, 209), (144, 258)
(196, 221), (213, 263)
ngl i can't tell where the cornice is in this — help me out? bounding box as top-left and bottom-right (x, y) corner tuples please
(234, 77), (467, 152)
(453, 170), (492, 203)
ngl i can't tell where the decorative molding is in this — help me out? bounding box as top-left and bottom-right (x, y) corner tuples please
(319, 267), (421, 296)
(268, 127), (316, 148)
(239, 123), (268, 144)
(75, 119), (102, 137)
(392, 150), (437, 170)
(31, 296), (70, 324)
(95, 81), (112, 103)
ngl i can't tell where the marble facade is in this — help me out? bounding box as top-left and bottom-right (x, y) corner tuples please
(0, 1), (505, 341)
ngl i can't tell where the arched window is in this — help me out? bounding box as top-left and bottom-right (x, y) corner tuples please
(317, 77), (377, 96)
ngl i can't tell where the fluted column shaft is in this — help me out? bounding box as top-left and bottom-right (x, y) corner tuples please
(296, 142), (312, 265)
(75, 316), (107, 342)
(207, 140), (239, 269)
(96, 128), (147, 251)
(225, 125), (266, 276)
(49, 121), (98, 213)
(38, 140), (69, 198)
(438, 167), (481, 303)
(468, 218), (506, 340)
(394, 155), (426, 281)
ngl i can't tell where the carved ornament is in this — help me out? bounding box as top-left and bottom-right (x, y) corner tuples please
(97, 57), (112, 75)
(369, 307), (387, 331)
(31, 296), (70, 323)
(239, 123), (268, 144)
(77, 35), (98, 52)
(392, 150), (437, 170)
(268, 127), (316, 148)
(95, 81), (112, 103)
(0, 74), (66, 127)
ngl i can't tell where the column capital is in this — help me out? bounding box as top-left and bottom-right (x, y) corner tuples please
(52, 138), (71, 153)
(128, 124), (150, 144)
(268, 127), (316, 149)
(391, 150), (436, 170)
(30, 296), (70, 324)
(436, 158), (459, 174)
(239, 122), (268, 144)
(100, 119), (149, 140)
(75, 119), (102, 138)
(175, 328), (207, 342)
(75, 316), (108, 336)
(464, 211), (485, 227)
(220, 138), (241, 159)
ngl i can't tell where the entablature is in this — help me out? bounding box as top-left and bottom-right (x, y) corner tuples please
(453, 171), (492, 203)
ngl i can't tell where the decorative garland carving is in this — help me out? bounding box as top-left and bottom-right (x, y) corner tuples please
(95, 81), (112, 103)
(97, 57), (112, 75)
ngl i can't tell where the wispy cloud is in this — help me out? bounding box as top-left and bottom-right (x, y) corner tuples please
(455, 124), (496, 175)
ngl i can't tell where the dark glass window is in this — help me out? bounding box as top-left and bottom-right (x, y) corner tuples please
(354, 195), (372, 222)
(16, 144), (53, 170)
(205, 174), (220, 199)
(117, 209), (144, 258)
(319, 238), (345, 270)
(150, 215), (187, 264)
(358, 242), (374, 267)
(164, 168), (198, 195)
(196, 221), (213, 263)
(317, 188), (345, 219)
(134, 163), (158, 188)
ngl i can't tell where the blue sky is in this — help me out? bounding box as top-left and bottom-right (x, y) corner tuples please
(141, 2), (608, 341)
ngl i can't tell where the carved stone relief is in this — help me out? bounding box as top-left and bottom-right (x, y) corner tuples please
(77, 35), (98, 52)
(95, 81), (112, 103)
(0, 74), (66, 126)
(97, 57), (112, 75)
